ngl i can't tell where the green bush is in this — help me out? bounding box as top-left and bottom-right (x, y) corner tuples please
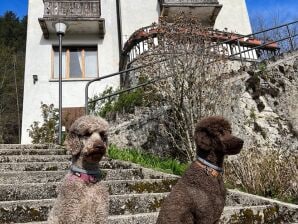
(89, 87), (146, 119)
(113, 89), (144, 114)
(108, 145), (188, 176)
(27, 102), (58, 144)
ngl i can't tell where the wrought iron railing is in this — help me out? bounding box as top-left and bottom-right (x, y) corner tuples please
(121, 23), (297, 66)
(160, 0), (219, 5)
(85, 20), (298, 114)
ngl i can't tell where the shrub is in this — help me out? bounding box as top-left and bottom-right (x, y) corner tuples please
(27, 102), (58, 144)
(224, 148), (298, 204)
(89, 87), (146, 119)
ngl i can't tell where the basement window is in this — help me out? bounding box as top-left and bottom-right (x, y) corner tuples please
(52, 46), (98, 79)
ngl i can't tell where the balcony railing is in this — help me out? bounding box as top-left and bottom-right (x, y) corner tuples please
(120, 25), (283, 69)
(39, 0), (105, 39)
(43, 0), (101, 18)
(160, 0), (219, 5)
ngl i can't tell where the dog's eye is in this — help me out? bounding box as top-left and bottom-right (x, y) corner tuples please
(100, 132), (108, 142)
(83, 132), (92, 138)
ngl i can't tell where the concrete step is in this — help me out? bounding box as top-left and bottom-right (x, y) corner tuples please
(220, 205), (297, 224)
(0, 144), (61, 150)
(0, 160), (133, 172)
(0, 193), (168, 222)
(14, 216), (298, 224)
(0, 162), (71, 172)
(110, 193), (167, 215)
(0, 155), (113, 163)
(0, 179), (177, 201)
(0, 199), (282, 223)
(0, 148), (67, 156)
(14, 212), (159, 224)
(108, 212), (158, 224)
(0, 199), (52, 223)
(0, 169), (144, 184)
(0, 155), (71, 163)
(107, 179), (177, 195)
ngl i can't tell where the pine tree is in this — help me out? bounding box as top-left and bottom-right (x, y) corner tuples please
(0, 11), (27, 143)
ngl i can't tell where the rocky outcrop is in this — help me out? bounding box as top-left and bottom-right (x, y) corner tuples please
(109, 51), (298, 154)
(227, 51), (298, 152)
(108, 107), (172, 157)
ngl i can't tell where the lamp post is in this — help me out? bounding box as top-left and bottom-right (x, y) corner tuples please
(54, 22), (68, 145)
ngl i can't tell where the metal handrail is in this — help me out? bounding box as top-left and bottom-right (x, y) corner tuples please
(228, 33), (298, 58)
(85, 20), (298, 114)
(85, 59), (167, 114)
(213, 20), (297, 46)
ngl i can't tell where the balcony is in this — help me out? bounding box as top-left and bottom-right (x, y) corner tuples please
(120, 25), (281, 71)
(159, 0), (222, 26)
(39, 0), (105, 39)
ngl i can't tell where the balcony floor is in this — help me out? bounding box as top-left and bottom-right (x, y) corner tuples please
(39, 17), (105, 39)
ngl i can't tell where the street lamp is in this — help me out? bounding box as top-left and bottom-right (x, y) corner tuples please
(53, 21), (68, 145)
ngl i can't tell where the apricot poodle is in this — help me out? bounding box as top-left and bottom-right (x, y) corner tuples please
(48, 115), (109, 224)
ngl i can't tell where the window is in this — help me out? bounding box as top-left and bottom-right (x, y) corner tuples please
(52, 46), (98, 79)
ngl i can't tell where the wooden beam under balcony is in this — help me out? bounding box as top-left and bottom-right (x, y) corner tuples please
(39, 0), (105, 39)
(159, 0), (222, 26)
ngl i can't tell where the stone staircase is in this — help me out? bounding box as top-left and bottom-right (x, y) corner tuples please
(0, 144), (297, 224)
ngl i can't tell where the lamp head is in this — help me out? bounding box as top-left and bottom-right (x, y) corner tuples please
(53, 22), (69, 35)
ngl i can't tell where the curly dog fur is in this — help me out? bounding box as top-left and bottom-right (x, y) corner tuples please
(156, 116), (244, 224)
(48, 115), (109, 224)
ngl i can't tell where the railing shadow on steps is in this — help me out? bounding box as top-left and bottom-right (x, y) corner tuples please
(85, 20), (298, 115)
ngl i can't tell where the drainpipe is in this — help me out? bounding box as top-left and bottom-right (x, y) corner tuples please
(116, 0), (123, 60)
(116, 0), (125, 85)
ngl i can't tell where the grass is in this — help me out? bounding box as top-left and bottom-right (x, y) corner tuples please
(108, 145), (297, 204)
(108, 145), (188, 176)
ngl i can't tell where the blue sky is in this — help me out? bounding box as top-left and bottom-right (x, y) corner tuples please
(0, 0), (297, 24)
(0, 0), (28, 18)
(246, 0), (298, 25)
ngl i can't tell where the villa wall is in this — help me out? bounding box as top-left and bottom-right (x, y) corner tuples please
(215, 0), (252, 34)
(120, 0), (160, 44)
(21, 0), (253, 143)
(22, 0), (121, 143)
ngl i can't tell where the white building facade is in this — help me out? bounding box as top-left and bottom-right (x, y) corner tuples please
(22, 0), (252, 143)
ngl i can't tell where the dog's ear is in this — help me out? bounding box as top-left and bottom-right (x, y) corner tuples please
(194, 129), (213, 151)
(65, 132), (81, 156)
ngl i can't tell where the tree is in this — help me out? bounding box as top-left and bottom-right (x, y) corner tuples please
(251, 11), (297, 52)
(0, 11), (27, 143)
(135, 15), (232, 161)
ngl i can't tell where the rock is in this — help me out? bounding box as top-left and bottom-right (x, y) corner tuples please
(109, 51), (298, 154)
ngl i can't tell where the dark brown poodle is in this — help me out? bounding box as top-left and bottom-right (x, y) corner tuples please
(156, 116), (244, 224)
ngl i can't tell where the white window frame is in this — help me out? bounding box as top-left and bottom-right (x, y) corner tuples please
(51, 46), (99, 80)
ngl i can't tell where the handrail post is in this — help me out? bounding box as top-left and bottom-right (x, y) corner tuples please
(237, 39), (243, 66)
(85, 82), (89, 115)
(286, 25), (295, 51)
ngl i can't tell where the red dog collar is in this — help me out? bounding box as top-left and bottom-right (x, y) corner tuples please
(69, 172), (99, 184)
(69, 165), (101, 184)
